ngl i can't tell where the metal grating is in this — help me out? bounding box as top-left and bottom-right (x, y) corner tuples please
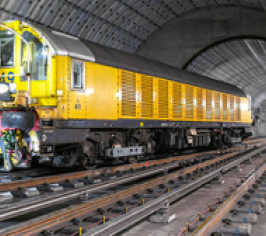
(222, 94), (228, 121)
(235, 96), (241, 122)
(206, 90), (212, 120)
(196, 88), (203, 120)
(214, 92), (221, 120)
(141, 75), (153, 118)
(121, 70), (136, 117)
(230, 95), (235, 121)
(172, 82), (183, 119)
(185, 85), (194, 119)
(158, 79), (169, 119)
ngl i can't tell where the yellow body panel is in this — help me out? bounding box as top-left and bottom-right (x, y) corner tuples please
(93, 64), (118, 120)
(66, 61), (118, 120)
(52, 59), (252, 124)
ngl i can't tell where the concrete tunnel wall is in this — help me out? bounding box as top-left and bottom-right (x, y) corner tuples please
(136, 7), (266, 69)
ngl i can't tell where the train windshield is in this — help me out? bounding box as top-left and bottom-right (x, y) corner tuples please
(0, 31), (14, 67)
(21, 31), (47, 80)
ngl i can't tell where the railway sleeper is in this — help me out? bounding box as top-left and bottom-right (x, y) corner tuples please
(220, 222), (252, 236)
(143, 188), (156, 199)
(37, 183), (63, 192)
(126, 194), (143, 206)
(85, 214), (107, 224)
(87, 177), (102, 184)
(210, 173), (266, 236)
(224, 213), (258, 225)
(239, 198), (265, 206)
(59, 179), (84, 189)
(11, 187), (40, 198)
(0, 191), (13, 203)
(57, 224), (88, 235)
(110, 205), (127, 213)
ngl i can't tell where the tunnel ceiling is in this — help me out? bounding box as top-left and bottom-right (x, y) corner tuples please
(1, 0), (266, 108)
(185, 38), (266, 109)
(0, 0), (266, 53)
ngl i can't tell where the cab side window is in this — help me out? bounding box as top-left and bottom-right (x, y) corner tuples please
(21, 31), (47, 81)
(72, 60), (84, 90)
(0, 31), (15, 67)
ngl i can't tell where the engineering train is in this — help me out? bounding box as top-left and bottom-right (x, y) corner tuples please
(0, 20), (251, 171)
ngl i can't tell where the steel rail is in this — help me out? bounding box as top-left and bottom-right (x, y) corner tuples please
(0, 150), (220, 192)
(0, 148), (259, 236)
(86, 168), (221, 236)
(0, 158), (197, 222)
(83, 146), (266, 236)
(193, 154), (266, 236)
(243, 138), (266, 144)
(0, 151), (238, 222)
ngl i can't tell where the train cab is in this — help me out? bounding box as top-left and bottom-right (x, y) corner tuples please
(0, 21), (54, 171)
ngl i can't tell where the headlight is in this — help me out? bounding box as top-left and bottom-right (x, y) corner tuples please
(0, 83), (9, 94)
(30, 98), (38, 104)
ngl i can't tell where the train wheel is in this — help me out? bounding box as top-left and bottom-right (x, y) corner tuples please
(82, 155), (95, 170)
(127, 156), (137, 164)
(82, 141), (96, 169)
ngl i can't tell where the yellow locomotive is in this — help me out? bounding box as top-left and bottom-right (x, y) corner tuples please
(0, 20), (251, 171)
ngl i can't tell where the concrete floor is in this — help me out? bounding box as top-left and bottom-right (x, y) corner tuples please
(121, 157), (263, 236)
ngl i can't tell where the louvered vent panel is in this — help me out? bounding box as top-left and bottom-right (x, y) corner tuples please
(206, 90), (212, 120)
(141, 75), (153, 118)
(172, 82), (182, 119)
(230, 95), (234, 121)
(222, 94), (228, 121)
(235, 96), (241, 121)
(214, 92), (220, 120)
(121, 70), (136, 117)
(158, 79), (169, 119)
(196, 88), (203, 120)
(185, 85), (194, 119)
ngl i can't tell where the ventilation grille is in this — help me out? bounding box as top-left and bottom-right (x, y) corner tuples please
(185, 85), (194, 119)
(121, 70), (136, 117)
(141, 75), (153, 118)
(158, 79), (169, 119)
(214, 92), (220, 120)
(172, 82), (182, 119)
(206, 90), (212, 120)
(235, 96), (241, 121)
(230, 95), (234, 121)
(196, 88), (203, 120)
(222, 94), (228, 121)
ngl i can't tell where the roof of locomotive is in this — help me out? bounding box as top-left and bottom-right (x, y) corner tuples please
(27, 22), (245, 97)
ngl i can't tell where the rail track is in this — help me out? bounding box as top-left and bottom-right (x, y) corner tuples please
(0, 149), (225, 221)
(189, 156), (266, 236)
(0, 141), (264, 236)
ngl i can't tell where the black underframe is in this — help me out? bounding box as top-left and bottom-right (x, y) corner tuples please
(40, 119), (250, 146)
(53, 119), (250, 129)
